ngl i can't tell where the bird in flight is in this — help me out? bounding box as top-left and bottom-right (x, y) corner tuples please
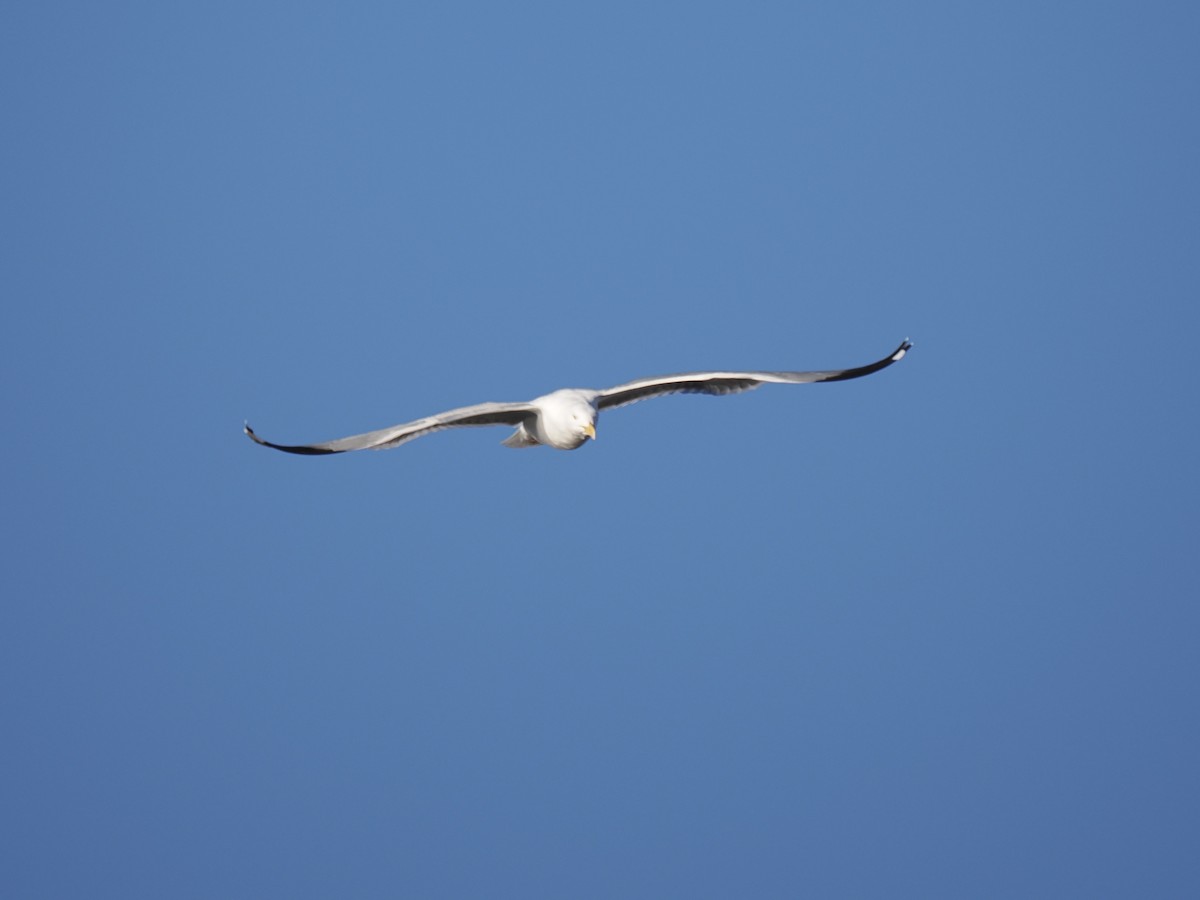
(245, 339), (912, 456)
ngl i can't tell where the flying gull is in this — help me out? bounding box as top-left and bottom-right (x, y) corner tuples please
(245, 339), (912, 455)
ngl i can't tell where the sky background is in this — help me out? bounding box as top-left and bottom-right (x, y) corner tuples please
(3, 2), (1199, 897)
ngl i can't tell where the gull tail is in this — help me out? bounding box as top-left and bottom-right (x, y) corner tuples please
(501, 424), (540, 448)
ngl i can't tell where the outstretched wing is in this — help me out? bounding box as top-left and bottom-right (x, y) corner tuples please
(596, 340), (912, 410)
(244, 401), (537, 455)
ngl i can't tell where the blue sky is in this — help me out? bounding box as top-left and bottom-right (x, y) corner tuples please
(3, 2), (1198, 897)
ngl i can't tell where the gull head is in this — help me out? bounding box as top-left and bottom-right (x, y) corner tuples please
(536, 389), (599, 449)
(576, 413), (597, 442)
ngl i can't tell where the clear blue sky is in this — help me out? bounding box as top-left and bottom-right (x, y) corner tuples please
(3, 2), (1198, 897)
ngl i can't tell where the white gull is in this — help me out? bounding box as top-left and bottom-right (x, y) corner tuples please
(245, 339), (911, 455)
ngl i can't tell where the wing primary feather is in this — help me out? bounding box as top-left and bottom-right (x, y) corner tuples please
(244, 423), (341, 455)
(790, 338), (912, 383)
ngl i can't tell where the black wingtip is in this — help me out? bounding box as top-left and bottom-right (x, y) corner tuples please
(243, 422), (340, 455)
(814, 339), (914, 383)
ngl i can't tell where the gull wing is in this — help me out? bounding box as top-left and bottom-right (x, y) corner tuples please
(244, 401), (537, 455)
(596, 340), (912, 410)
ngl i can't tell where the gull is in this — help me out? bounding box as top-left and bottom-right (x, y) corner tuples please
(244, 339), (911, 455)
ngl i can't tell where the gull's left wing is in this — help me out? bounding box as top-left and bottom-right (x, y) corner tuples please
(595, 339), (912, 411)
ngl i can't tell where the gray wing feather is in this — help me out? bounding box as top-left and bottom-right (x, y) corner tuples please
(596, 340), (911, 410)
(245, 401), (537, 455)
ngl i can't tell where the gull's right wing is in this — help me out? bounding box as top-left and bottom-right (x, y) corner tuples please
(244, 401), (538, 455)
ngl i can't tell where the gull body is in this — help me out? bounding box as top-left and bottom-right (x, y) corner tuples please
(244, 339), (911, 456)
(505, 389), (599, 450)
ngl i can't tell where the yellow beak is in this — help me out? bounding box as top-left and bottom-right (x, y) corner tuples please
(584, 422), (597, 440)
